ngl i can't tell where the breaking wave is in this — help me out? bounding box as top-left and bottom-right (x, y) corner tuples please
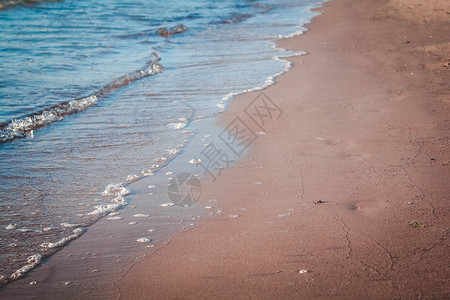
(0, 53), (163, 143)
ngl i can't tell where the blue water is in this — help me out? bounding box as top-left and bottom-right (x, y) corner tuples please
(0, 0), (321, 286)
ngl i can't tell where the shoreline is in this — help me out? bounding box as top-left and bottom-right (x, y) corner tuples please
(118, 0), (449, 298)
(0, 2), (323, 294)
(0, 2), (324, 296)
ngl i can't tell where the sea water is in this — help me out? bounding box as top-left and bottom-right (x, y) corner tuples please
(0, 0), (322, 286)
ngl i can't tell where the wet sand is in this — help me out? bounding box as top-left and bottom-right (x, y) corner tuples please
(118, 0), (450, 299)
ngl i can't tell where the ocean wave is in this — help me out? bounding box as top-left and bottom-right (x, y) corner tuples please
(218, 1), (272, 24)
(0, 53), (163, 143)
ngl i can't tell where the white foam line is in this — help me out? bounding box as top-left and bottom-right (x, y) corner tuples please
(0, 95), (98, 142)
(219, 51), (306, 106)
(6, 225), (89, 283)
(80, 196), (127, 216)
(60, 222), (81, 228)
(9, 254), (42, 281)
(133, 214), (149, 218)
(40, 228), (86, 250)
(126, 174), (139, 182)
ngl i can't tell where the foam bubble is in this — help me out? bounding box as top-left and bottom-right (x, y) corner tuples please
(154, 157), (167, 163)
(216, 103), (226, 111)
(189, 158), (202, 164)
(5, 224), (16, 230)
(112, 196), (126, 205)
(126, 174), (139, 181)
(102, 183), (130, 197)
(141, 169), (154, 176)
(133, 214), (149, 218)
(167, 148), (179, 156)
(223, 92), (238, 101)
(137, 238), (152, 243)
(168, 122), (186, 130)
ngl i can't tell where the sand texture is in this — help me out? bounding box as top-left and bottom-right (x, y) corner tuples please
(118, 0), (450, 298)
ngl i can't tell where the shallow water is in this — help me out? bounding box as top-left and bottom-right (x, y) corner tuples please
(0, 0), (321, 286)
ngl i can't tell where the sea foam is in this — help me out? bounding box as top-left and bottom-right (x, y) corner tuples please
(10, 254), (42, 281)
(102, 183), (130, 197)
(40, 228), (86, 249)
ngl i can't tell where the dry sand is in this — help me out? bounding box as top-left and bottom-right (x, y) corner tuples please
(118, 0), (449, 299)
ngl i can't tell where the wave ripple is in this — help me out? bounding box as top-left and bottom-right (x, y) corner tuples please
(0, 53), (163, 143)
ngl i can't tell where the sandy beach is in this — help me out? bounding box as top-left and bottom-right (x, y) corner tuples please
(118, 0), (450, 299)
